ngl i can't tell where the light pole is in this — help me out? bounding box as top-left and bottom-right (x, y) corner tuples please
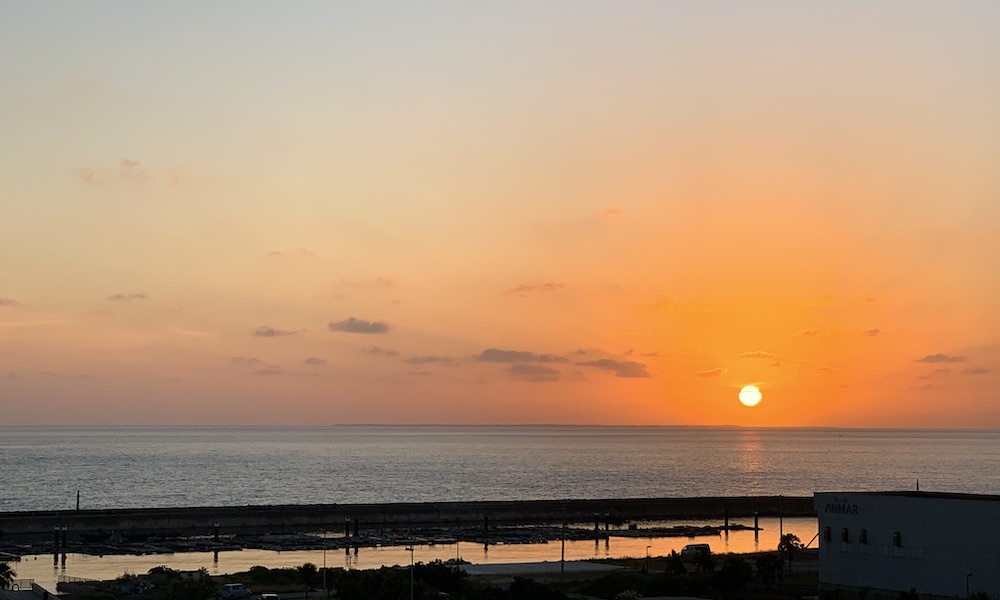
(966, 573), (973, 599)
(645, 545), (651, 574)
(405, 546), (415, 600)
(322, 530), (328, 600)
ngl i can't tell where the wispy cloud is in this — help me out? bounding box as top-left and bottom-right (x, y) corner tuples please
(362, 346), (400, 357)
(695, 367), (727, 378)
(915, 354), (966, 364)
(334, 277), (395, 289)
(918, 368), (952, 380)
(576, 359), (651, 378)
(864, 329), (882, 337)
(253, 324), (304, 337)
(643, 297), (723, 314)
(119, 158), (150, 181)
(792, 329), (820, 337)
(798, 295), (832, 307)
(507, 363), (561, 382)
(507, 282), (565, 296)
(476, 348), (569, 363)
(816, 365), (835, 373)
(328, 317), (390, 334)
(404, 355), (455, 366)
(961, 366), (991, 375)
(0, 297), (21, 307)
(738, 351), (776, 359)
(303, 357), (327, 366)
(268, 248), (316, 259)
(770, 361), (783, 367)
(107, 292), (148, 302)
(230, 356), (265, 368)
(252, 365), (285, 376)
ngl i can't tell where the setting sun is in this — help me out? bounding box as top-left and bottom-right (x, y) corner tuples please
(739, 386), (762, 407)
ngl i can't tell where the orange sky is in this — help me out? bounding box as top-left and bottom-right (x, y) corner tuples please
(1, 2), (998, 426)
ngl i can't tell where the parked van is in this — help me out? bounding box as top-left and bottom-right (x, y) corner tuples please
(221, 583), (252, 599)
(680, 543), (711, 558)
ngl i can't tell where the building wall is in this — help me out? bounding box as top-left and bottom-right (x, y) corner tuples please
(814, 492), (1000, 598)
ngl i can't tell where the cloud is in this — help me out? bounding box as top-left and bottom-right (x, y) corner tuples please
(792, 329), (820, 337)
(695, 367), (727, 378)
(362, 346), (400, 357)
(644, 297), (723, 314)
(816, 365), (835, 373)
(107, 292), (148, 302)
(335, 277), (395, 289)
(770, 361), (783, 367)
(404, 355), (455, 366)
(738, 351), (776, 359)
(798, 295), (832, 307)
(230, 356), (265, 368)
(0, 297), (21, 307)
(859, 297), (879, 304)
(268, 248), (316, 258)
(507, 363), (561, 382)
(328, 317), (390, 334)
(961, 366), (992, 375)
(601, 207), (624, 218)
(507, 282), (565, 296)
(918, 368), (952, 380)
(865, 329), (882, 337)
(914, 354), (966, 364)
(252, 365), (285, 376)
(476, 348), (569, 363)
(120, 158), (149, 180)
(303, 357), (327, 366)
(253, 324), (303, 337)
(577, 359), (651, 378)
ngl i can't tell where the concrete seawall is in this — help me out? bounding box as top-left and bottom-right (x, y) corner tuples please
(0, 496), (813, 542)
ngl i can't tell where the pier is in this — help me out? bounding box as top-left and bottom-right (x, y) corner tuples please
(0, 496), (812, 544)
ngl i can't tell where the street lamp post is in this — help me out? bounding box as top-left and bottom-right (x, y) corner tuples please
(405, 546), (415, 600)
(322, 530), (328, 600)
(967, 573), (973, 599)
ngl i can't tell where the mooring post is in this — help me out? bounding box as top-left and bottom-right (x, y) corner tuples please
(53, 527), (60, 554)
(345, 518), (351, 538)
(60, 526), (67, 549)
(724, 509), (729, 531)
(604, 512), (609, 531)
(214, 521), (220, 542)
(483, 515), (489, 533)
(594, 512), (599, 532)
(353, 519), (359, 538)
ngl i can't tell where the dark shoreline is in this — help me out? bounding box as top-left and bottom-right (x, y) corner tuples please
(0, 496), (814, 543)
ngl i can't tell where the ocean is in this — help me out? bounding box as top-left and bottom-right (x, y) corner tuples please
(5, 425), (998, 589)
(3, 425), (999, 512)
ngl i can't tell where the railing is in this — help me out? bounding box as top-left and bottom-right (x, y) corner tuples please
(58, 574), (96, 583)
(8, 578), (34, 591)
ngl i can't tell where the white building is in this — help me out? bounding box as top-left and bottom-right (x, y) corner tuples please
(815, 491), (1000, 599)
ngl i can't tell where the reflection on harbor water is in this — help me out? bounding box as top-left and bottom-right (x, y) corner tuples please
(14, 517), (816, 593)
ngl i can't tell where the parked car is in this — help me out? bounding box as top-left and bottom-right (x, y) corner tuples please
(680, 543), (711, 558)
(221, 583), (252, 599)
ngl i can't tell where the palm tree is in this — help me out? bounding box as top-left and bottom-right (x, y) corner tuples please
(777, 533), (803, 573)
(0, 561), (16, 590)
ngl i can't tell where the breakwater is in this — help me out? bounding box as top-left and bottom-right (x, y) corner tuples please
(0, 496), (813, 543)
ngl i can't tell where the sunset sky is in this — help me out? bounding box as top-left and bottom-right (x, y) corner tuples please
(2, 2), (998, 426)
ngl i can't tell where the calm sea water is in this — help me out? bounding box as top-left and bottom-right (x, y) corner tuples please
(3, 426), (1000, 512)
